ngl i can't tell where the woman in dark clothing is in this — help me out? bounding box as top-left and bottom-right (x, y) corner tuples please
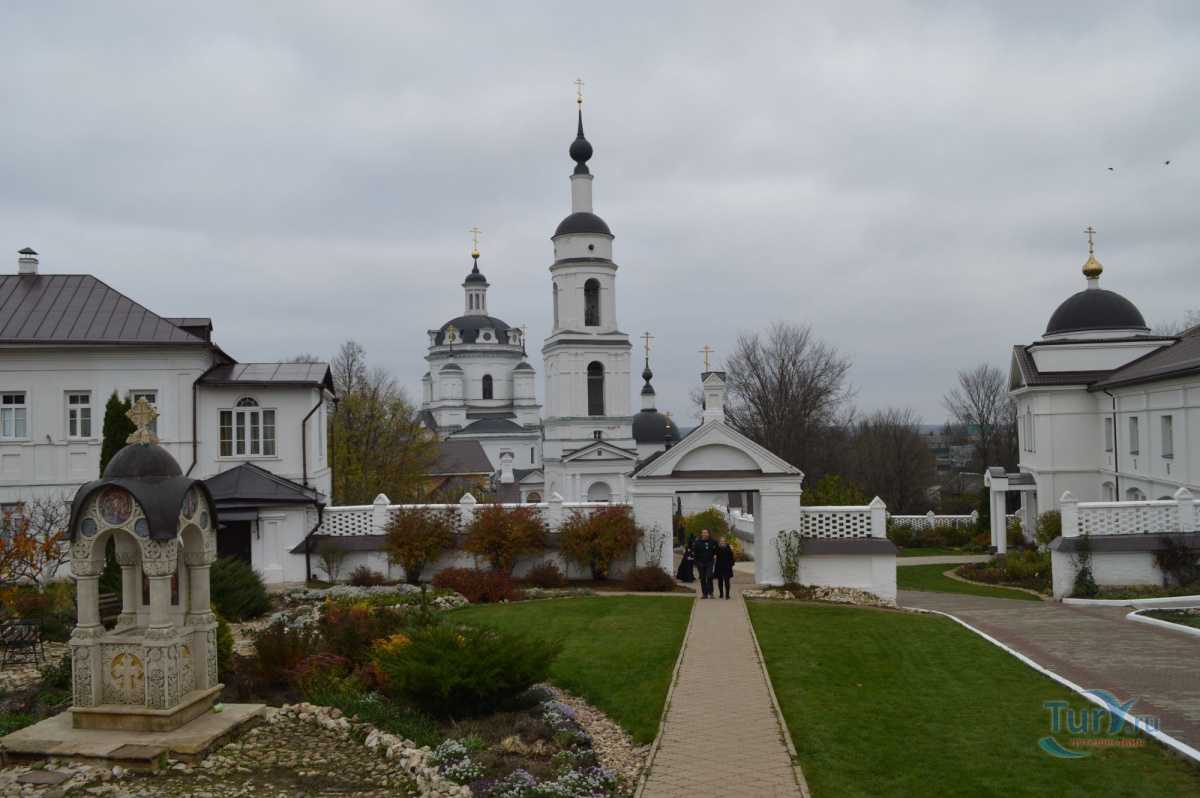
(676, 533), (696, 583)
(713, 536), (735, 599)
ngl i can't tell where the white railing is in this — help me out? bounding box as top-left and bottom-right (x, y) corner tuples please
(888, 510), (1018, 531)
(317, 493), (626, 538)
(797, 498), (888, 539)
(1061, 487), (1198, 537)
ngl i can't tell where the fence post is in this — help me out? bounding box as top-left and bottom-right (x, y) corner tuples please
(1175, 487), (1194, 533)
(1060, 491), (1079, 538)
(371, 493), (391, 535)
(869, 496), (887, 538)
(458, 493), (477, 532)
(924, 509), (936, 534)
(545, 492), (565, 531)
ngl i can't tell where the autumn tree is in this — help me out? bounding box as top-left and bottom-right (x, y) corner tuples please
(0, 497), (71, 589)
(386, 505), (458, 584)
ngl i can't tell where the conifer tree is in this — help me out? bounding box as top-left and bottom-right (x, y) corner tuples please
(99, 391), (135, 475)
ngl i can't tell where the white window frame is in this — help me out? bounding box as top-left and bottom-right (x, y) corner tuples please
(1103, 417), (1114, 453)
(1129, 416), (1140, 456)
(65, 391), (94, 440)
(219, 397), (277, 458)
(129, 390), (159, 435)
(1161, 415), (1174, 459)
(1, 391), (29, 441)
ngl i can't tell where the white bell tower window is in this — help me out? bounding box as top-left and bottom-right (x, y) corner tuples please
(584, 279), (600, 327)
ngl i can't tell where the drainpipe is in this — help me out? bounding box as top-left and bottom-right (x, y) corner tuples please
(1103, 389), (1120, 497)
(186, 363), (223, 477)
(300, 393), (324, 488)
(302, 503), (324, 583)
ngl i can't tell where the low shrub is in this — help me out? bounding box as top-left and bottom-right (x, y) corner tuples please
(432, 568), (524, 604)
(291, 652), (356, 700)
(317, 599), (413, 664)
(210, 557), (271, 621)
(1, 583), (76, 641)
(462, 505), (547, 575)
(1036, 510), (1062, 548)
(386, 505), (458, 584)
(348, 565), (388, 587)
(214, 610), (234, 676)
(39, 652), (72, 691)
(252, 621), (321, 687)
(525, 561), (567, 589)
(683, 508), (730, 541)
(957, 550), (1051, 593)
(1153, 536), (1200, 587)
(558, 506), (643, 580)
(887, 522), (915, 549)
(372, 624), (560, 718)
(623, 565), (676, 592)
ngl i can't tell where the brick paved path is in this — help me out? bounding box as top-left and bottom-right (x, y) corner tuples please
(641, 574), (803, 798)
(901, 590), (1200, 750)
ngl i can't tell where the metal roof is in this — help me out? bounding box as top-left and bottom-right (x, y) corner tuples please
(0, 274), (212, 345)
(1011, 346), (1111, 388)
(1091, 327), (1200, 390)
(200, 362), (333, 391)
(430, 439), (494, 475)
(204, 462), (323, 508)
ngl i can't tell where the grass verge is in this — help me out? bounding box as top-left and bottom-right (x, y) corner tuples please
(1143, 610), (1200, 630)
(897, 547), (981, 558)
(453, 596), (691, 743)
(897, 563), (1041, 601)
(748, 602), (1200, 797)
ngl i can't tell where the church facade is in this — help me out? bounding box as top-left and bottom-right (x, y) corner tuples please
(420, 99), (680, 502)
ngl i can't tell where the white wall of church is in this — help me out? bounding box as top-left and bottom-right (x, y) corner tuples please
(542, 347), (632, 420)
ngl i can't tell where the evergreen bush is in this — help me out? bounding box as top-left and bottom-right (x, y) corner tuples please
(210, 556), (271, 621)
(622, 565), (676, 592)
(98, 391), (134, 475)
(1035, 511), (1062, 548)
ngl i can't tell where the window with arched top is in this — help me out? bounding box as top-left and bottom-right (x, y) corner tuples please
(482, 374), (494, 400)
(1126, 487), (1146, 501)
(584, 279), (600, 326)
(220, 398), (275, 457)
(236, 397), (259, 408)
(552, 283), (560, 328)
(587, 361), (605, 416)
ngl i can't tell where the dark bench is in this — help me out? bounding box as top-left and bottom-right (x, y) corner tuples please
(0, 619), (45, 669)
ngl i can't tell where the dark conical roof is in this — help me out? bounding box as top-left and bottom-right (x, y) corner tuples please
(570, 108), (593, 175)
(464, 255), (488, 285)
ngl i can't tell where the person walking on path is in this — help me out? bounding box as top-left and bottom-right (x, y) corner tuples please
(676, 533), (696, 583)
(693, 529), (718, 598)
(713, 536), (734, 599)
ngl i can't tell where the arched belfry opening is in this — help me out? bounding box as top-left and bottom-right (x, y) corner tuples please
(587, 361), (605, 416)
(482, 374), (494, 400)
(584, 278), (600, 326)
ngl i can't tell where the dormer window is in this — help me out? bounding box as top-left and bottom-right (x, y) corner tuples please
(220, 397), (276, 458)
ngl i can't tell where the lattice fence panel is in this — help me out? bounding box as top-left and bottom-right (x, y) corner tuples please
(318, 508), (373, 536)
(1077, 502), (1176, 536)
(798, 509), (872, 539)
(1192, 501), (1200, 533)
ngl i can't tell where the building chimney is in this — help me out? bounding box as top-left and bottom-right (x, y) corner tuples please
(701, 371), (728, 424)
(17, 247), (38, 276)
(499, 451), (515, 484)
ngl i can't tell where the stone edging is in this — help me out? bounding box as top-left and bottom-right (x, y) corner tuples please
(940, 567), (1049, 601)
(271, 703), (470, 797)
(1064, 594), (1200, 608)
(906, 607), (1200, 765)
(742, 594), (812, 798)
(633, 595), (698, 798)
(1126, 609), (1200, 639)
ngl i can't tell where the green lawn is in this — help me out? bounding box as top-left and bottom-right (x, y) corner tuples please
(748, 602), (1200, 797)
(897, 563), (1042, 601)
(453, 596), (691, 743)
(897, 546), (977, 557)
(1144, 610), (1200, 630)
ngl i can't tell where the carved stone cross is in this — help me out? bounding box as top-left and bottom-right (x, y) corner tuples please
(126, 397), (160, 445)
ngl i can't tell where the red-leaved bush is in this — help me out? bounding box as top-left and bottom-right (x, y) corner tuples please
(462, 504), (546, 574)
(432, 567), (524, 603)
(558, 505), (643, 580)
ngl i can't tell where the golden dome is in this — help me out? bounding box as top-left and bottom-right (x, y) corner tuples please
(1082, 254), (1103, 279)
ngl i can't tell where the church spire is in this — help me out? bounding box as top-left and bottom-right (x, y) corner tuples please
(641, 332), (656, 410)
(570, 78), (593, 176)
(463, 227), (489, 316)
(1082, 225), (1103, 288)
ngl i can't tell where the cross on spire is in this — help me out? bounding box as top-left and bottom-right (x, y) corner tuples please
(642, 331), (654, 359)
(575, 78), (584, 105)
(699, 345), (715, 371)
(469, 226), (482, 258)
(1084, 225), (1097, 256)
(126, 397), (159, 445)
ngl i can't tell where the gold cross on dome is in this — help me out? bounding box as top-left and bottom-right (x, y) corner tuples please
(575, 78), (584, 105)
(126, 397), (160, 445)
(468, 226), (482, 257)
(699, 345), (715, 371)
(1084, 225), (1097, 256)
(642, 331), (654, 357)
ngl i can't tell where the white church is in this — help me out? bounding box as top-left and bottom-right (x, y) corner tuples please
(419, 99), (681, 504)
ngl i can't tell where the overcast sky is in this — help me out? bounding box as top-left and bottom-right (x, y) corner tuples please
(3, 2), (1198, 424)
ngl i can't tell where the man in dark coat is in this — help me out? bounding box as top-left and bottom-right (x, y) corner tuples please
(713, 536), (735, 599)
(692, 529), (719, 599)
(676, 533), (696, 583)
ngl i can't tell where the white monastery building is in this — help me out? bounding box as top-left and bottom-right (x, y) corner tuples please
(0, 248), (334, 583)
(987, 231), (1200, 548)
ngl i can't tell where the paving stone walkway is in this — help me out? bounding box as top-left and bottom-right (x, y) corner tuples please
(901, 589), (1200, 751)
(641, 574), (802, 798)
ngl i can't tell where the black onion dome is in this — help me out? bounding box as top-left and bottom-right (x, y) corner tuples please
(633, 410), (677, 444)
(1045, 288), (1149, 336)
(554, 212), (612, 237)
(103, 443), (183, 479)
(435, 315), (513, 345)
(570, 109), (593, 175)
(463, 256), (488, 285)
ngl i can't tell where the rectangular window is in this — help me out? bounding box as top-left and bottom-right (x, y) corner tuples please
(1104, 418), (1114, 452)
(129, 390), (158, 434)
(219, 410), (233, 457)
(221, 403), (276, 457)
(1, 392), (28, 440)
(1162, 415), (1174, 459)
(262, 410), (276, 456)
(66, 391), (92, 439)
(1129, 416), (1140, 456)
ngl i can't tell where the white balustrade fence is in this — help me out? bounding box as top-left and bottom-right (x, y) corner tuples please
(797, 498), (888, 539)
(1061, 487), (1198, 537)
(888, 510), (1019, 531)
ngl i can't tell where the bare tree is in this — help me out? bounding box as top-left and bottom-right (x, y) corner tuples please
(287, 353), (323, 363)
(1152, 309), (1200, 337)
(847, 408), (936, 513)
(942, 363), (1016, 470)
(331, 340), (368, 397)
(720, 322), (854, 477)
